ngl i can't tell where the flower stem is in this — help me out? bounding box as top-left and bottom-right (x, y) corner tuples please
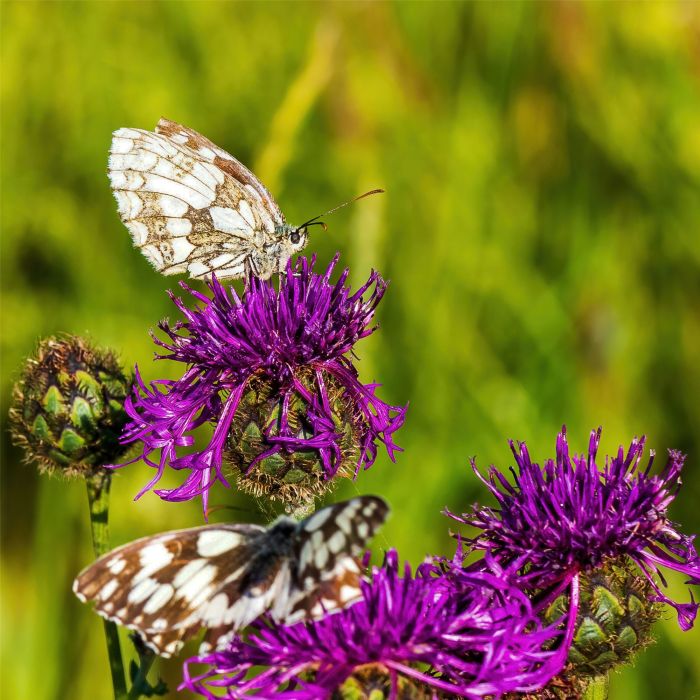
(86, 471), (128, 700)
(127, 651), (156, 699)
(582, 675), (609, 700)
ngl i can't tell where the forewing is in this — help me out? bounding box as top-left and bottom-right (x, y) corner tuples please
(155, 118), (285, 227)
(73, 524), (263, 657)
(281, 556), (363, 624)
(108, 119), (283, 279)
(278, 496), (390, 623)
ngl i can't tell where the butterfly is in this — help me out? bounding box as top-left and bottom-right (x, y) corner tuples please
(73, 496), (389, 658)
(108, 118), (381, 280)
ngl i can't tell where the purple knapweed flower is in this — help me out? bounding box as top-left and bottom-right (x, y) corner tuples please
(181, 549), (563, 699)
(448, 426), (700, 632)
(116, 255), (405, 513)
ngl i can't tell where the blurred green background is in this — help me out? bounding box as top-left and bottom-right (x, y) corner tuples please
(2, 1), (699, 698)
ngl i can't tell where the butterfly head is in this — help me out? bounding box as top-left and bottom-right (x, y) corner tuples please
(288, 224), (311, 252)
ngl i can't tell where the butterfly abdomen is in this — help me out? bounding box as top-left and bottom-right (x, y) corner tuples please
(237, 520), (297, 593)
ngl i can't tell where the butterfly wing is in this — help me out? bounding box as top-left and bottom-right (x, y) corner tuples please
(73, 523), (264, 657)
(155, 118), (285, 225)
(281, 496), (390, 623)
(199, 497), (390, 653)
(198, 547), (294, 654)
(108, 119), (285, 280)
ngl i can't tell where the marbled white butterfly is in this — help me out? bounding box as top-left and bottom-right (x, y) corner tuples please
(73, 496), (388, 658)
(109, 118), (381, 280)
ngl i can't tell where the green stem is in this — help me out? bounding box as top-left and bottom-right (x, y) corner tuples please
(86, 471), (128, 700)
(582, 675), (609, 700)
(127, 651), (156, 700)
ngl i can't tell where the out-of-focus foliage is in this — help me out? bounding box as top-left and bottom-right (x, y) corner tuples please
(2, 2), (699, 699)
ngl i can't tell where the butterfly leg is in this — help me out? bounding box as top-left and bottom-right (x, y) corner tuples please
(244, 255), (259, 280)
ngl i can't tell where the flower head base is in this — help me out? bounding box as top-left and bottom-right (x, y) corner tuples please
(503, 669), (590, 700)
(9, 335), (132, 477)
(182, 550), (562, 699)
(333, 665), (430, 699)
(543, 557), (662, 677)
(448, 427), (700, 632)
(224, 367), (364, 509)
(119, 255), (405, 513)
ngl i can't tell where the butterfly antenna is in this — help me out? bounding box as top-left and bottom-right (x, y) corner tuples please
(298, 189), (384, 230)
(205, 504), (254, 519)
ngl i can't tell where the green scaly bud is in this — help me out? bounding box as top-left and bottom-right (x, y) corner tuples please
(9, 335), (132, 477)
(544, 557), (662, 679)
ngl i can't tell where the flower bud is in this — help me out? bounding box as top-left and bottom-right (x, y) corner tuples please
(9, 336), (131, 477)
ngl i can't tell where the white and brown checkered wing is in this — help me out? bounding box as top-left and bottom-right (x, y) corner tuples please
(281, 496), (390, 623)
(155, 118), (284, 224)
(73, 523), (263, 658)
(108, 118), (285, 279)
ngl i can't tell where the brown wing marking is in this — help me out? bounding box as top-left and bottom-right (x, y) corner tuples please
(155, 118), (285, 227)
(73, 524), (263, 657)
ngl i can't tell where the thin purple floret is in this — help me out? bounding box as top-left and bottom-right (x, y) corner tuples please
(181, 549), (564, 699)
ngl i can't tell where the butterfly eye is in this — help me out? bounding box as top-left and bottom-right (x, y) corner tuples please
(290, 230), (301, 245)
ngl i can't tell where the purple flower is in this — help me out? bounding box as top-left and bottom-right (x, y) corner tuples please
(181, 550), (563, 699)
(448, 426), (700, 632)
(116, 255), (405, 513)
